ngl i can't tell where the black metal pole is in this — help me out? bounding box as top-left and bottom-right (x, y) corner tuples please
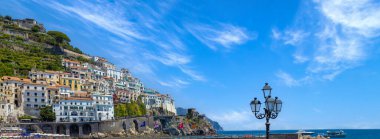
(266, 117), (270, 139)
(266, 109), (270, 139)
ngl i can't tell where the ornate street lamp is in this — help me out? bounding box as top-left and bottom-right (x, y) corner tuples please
(250, 83), (282, 139)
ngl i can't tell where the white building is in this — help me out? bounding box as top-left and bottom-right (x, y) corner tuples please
(162, 94), (177, 115)
(92, 93), (114, 121)
(22, 80), (49, 117)
(143, 93), (162, 110)
(106, 69), (122, 81)
(0, 93), (14, 122)
(53, 92), (95, 122)
(62, 59), (80, 69)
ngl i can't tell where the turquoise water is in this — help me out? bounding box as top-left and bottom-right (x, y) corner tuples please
(218, 129), (380, 139)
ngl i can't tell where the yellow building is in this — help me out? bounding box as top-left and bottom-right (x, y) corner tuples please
(59, 77), (83, 91)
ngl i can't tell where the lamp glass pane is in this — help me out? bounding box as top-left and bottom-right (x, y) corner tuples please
(266, 97), (275, 112)
(250, 99), (261, 113)
(275, 99), (282, 113)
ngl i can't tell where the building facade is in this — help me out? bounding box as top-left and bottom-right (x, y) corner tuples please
(53, 92), (95, 122)
(92, 93), (114, 121)
(22, 81), (48, 117)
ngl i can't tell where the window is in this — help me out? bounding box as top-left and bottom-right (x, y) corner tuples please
(34, 87), (37, 90)
(27, 98), (30, 102)
(42, 93), (45, 96)
(34, 104), (38, 108)
(34, 93), (37, 96)
(42, 87), (44, 90)
(27, 92), (30, 96)
(26, 104), (31, 107)
(41, 99), (45, 102)
(35, 99), (37, 102)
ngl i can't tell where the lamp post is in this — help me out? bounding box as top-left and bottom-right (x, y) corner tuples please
(250, 83), (282, 139)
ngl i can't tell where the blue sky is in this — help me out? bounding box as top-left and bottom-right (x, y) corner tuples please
(2, 0), (380, 130)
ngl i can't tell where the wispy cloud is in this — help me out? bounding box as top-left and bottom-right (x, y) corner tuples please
(276, 71), (300, 87)
(276, 71), (311, 87)
(272, 29), (309, 46)
(158, 78), (190, 88)
(179, 66), (206, 81)
(209, 110), (264, 130)
(186, 23), (252, 50)
(274, 0), (380, 83)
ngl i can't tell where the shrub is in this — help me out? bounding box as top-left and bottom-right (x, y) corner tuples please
(31, 25), (40, 32)
(19, 115), (33, 119)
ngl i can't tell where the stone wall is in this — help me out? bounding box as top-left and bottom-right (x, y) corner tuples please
(98, 117), (154, 134)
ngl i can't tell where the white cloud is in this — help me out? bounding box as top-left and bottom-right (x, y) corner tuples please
(276, 71), (300, 87)
(276, 71), (311, 87)
(158, 78), (190, 88)
(186, 23), (252, 50)
(272, 28), (309, 46)
(209, 110), (264, 130)
(145, 52), (191, 66)
(293, 54), (309, 63)
(179, 66), (206, 82)
(271, 29), (281, 40)
(274, 0), (380, 81)
(320, 0), (380, 37)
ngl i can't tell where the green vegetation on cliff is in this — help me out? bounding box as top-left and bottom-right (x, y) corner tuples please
(0, 16), (87, 77)
(114, 97), (147, 117)
(0, 33), (63, 77)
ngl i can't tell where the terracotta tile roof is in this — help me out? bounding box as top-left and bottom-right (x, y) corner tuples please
(63, 59), (80, 64)
(44, 70), (60, 74)
(65, 97), (92, 101)
(1, 76), (31, 83)
(47, 86), (59, 90)
(65, 91), (92, 101)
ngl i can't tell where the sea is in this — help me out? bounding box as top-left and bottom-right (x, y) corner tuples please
(217, 129), (380, 139)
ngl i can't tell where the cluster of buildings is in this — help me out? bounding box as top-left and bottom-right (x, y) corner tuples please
(0, 56), (177, 123)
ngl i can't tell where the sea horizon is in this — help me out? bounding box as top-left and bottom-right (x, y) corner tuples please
(218, 129), (380, 139)
(220, 128), (380, 131)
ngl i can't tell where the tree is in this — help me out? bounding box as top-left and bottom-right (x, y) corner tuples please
(31, 25), (40, 32)
(47, 31), (71, 44)
(4, 15), (12, 21)
(40, 106), (56, 122)
(137, 96), (147, 116)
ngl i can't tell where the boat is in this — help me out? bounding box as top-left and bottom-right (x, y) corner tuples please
(296, 130), (315, 135)
(323, 130), (346, 138)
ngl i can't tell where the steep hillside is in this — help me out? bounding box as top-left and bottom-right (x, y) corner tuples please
(0, 16), (86, 77)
